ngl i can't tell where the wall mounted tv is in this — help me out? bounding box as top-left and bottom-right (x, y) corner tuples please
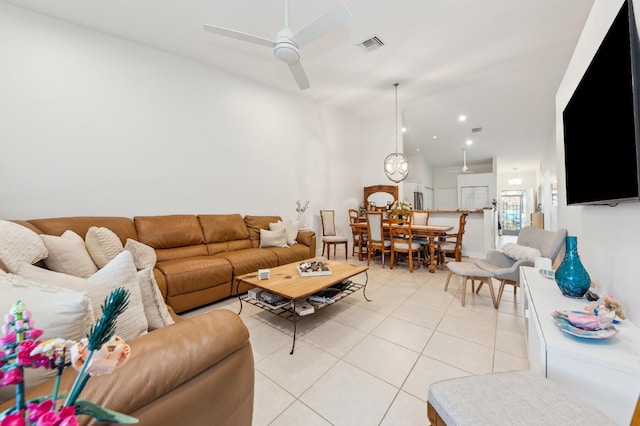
(562, 0), (640, 206)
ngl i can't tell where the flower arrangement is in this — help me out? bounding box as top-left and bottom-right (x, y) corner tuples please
(390, 200), (412, 217)
(296, 200), (309, 214)
(0, 288), (137, 426)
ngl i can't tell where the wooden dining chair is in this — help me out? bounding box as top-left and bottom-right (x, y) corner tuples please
(435, 211), (468, 264)
(320, 210), (348, 260)
(349, 208), (367, 260)
(365, 211), (391, 267)
(389, 214), (422, 272)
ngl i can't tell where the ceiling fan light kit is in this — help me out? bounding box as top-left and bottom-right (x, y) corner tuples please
(203, 1), (351, 90)
(384, 83), (409, 183)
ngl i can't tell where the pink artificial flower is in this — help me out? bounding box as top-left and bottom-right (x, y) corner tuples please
(17, 340), (49, 368)
(26, 329), (44, 340)
(27, 400), (55, 423)
(34, 411), (59, 426)
(57, 407), (78, 426)
(71, 336), (130, 376)
(1, 367), (22, 385)
(0, 332), (16, 346)
(0, 410), (26, 426)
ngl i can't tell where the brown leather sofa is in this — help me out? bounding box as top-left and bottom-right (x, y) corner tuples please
(0, 309), (254, 426)
(14, 214), (316, 313)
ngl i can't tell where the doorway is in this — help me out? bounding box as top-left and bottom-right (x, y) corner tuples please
(500, 190), (526, 236)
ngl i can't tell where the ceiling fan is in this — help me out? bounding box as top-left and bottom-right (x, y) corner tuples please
(448, 148), (474, 173)
(202, 1), (352, 90)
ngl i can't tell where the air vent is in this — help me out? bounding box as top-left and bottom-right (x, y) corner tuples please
(358, 36), (385, 52)
(472, 127), (483, 133)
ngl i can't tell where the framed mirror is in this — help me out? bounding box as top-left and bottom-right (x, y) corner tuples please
(364, 185), (398, 209)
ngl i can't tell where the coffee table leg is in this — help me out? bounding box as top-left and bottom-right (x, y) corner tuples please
(235, 279), (244, 315)
(290, 299), (297, 355)
(362, 271), (372, 302)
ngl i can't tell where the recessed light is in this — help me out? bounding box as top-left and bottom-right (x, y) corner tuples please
(432, 135), (437, 139)
(401, 127), (407, 133)
(416, 148), (420, 152)
(458, 115), (467, 122)
(466, 139), (473, 145)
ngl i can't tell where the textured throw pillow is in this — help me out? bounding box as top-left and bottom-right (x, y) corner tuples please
(85, 226), (124, 268)
(0, 220), (48, 273)
(0, 270), (94, 403)
(124, 239), (157, 270)
(85, 251), (148, 341)
(137, 268), (174, 330)
(260, 228), (288, 248)
(270, 220), (299, 246)
(21, 250), (149, 341)
(502, 243), (542, 261)
(40, 230), (98, 278)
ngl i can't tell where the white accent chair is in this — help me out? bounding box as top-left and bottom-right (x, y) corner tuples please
(320, 210), (348, 260)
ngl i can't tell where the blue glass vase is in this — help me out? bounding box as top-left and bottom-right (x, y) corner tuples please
(554, 236), (590, 298)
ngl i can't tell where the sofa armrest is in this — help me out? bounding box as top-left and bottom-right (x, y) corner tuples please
(297, 230), (317, 258)
(1, 309), (253, 425)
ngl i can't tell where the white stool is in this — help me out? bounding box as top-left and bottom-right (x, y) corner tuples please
(444, 262), (497, 308)
(427, 370), (617, 425)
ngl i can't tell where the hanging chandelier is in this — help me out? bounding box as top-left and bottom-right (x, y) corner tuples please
(384, 83), (409, 183)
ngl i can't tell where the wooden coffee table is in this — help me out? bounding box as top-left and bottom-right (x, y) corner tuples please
(235, 260), (369, 354)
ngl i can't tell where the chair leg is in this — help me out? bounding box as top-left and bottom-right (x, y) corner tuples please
(461, 276), (468, 306)
(344, 242), (348, 260)
(496, 279), (507, 307)
(444, 270), (453, 291)
(484, 277), (498, 309)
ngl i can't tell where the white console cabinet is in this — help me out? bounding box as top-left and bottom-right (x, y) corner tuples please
(520, 266), (640, 425)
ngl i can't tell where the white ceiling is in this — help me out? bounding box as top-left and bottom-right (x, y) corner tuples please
(2, 0), (595, 172)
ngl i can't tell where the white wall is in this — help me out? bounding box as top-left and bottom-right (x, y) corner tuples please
(0, 3), (366, 247)
(556, 0), (640, 322)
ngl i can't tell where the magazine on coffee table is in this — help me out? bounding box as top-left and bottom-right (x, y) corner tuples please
(296, 261), (332, 277)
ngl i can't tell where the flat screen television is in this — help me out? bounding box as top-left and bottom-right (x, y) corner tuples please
(562, 0), (640, 206)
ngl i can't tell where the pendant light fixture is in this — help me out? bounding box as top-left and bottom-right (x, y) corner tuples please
(384, 83), (409, 183)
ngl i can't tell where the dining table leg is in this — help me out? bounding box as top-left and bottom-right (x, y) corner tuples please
(427, 238), (437, 273)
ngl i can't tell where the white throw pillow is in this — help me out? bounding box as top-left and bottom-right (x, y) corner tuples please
(137, 268), (174, 330)
(270, 220), (299, 246)
(260, 228), (288, 248)
(85, 226), (124, 268)
(0, 270), (94, 403)
(19, 251), (148, 341)
(40, 230), (98, 278)
(0, 220), (48, 273)
(502, 242), (542, 261)
(124, 239), (157, 270)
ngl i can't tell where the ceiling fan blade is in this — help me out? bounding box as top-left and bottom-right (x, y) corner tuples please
(290, 3), (351, 48)
(289, 61), (310, 90)
(202, 24), (274, 48)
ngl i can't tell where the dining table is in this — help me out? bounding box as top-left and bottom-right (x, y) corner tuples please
(350, 221), (453, 272)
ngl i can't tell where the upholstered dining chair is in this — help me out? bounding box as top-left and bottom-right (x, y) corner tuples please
(348, 208), (367, 260)
(389, 214), (422, 272)
(365, 211), (391, 267)
(320, 210), (348, 260)
(435, 211), (468, 264)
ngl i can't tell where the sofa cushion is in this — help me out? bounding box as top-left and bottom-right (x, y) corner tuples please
(244, 215), (282, 248)
(134, 215), (207, 262)
(213, 248), (278, 276)
(125, 238), (157, 270)
(0, 270), (94, 402)
(264, 244), (311, 265)
(260, 228), (288, 248)
(155, 256), (233, 297)
(85, 226), (124, 268)
(16, 251), (148, 341)
(199, 214), (250, 243)
(27, 217), (138, 244)
(0, 220), (48, 273)
(40, 230), (98, 278)
(137, 268), (175, 330)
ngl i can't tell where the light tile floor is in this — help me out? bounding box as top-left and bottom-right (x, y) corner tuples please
(183, 238), (528, 425)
